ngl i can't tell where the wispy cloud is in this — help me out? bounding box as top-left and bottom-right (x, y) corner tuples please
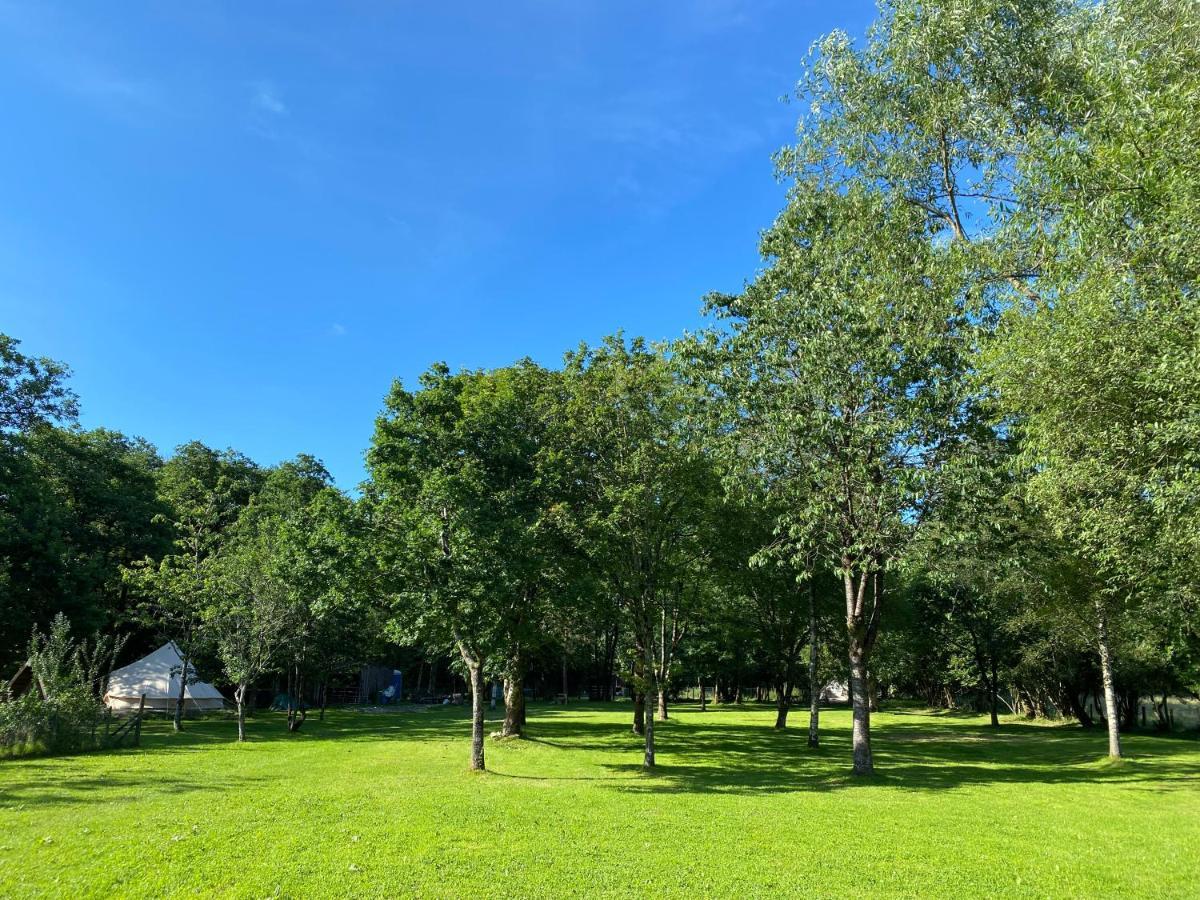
(329, 322), (348, 337)
(252, 81), (287, 116)
(0, 3), (164, 118)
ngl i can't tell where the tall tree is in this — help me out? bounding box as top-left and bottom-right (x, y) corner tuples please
(697, 186), (970, 774)
(985, 0), (1200, 757)
(367, 361), (565, 770)
(558, 336), (717, 768)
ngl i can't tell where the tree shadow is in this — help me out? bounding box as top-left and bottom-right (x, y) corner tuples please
(4, 702), (1196, 801)
(605, 718), (1200, 795)
(0, 768), (270, 809)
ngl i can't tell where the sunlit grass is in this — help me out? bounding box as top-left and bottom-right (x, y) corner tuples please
(1, 703), (1197, 897)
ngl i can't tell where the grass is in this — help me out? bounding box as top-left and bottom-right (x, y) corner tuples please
(1, 702), (1197, 898)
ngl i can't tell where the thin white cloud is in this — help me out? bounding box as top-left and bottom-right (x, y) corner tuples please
(329, 323), (348, 337)
(252, 81), (287, 116)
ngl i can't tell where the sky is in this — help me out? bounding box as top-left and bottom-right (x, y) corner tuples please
(0, 1), (876, 490)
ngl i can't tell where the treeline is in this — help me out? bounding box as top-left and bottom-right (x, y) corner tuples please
(3, 0), (1199, 773)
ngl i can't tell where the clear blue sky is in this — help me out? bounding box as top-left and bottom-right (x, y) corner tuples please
(0, 1), (875, 490)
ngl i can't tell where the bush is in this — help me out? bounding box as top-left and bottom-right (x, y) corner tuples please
(0, 614), (118, 757)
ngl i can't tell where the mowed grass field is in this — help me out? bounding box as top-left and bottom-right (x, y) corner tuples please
(1, 702), (1197, 898)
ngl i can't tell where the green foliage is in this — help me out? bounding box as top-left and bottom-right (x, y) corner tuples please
(0, 333), (78, 432)
(367, 361), (568, 670)
(0, 614), (115, 757)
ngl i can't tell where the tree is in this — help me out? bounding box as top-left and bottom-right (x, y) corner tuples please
(0, 333), (78, 433)
(558, 336), (717, 767)
(205, 536), (289, 741)
(235, 456), (361, 732)
(698, 186), (971, 774)
(1, 428), (171, 672)
(126, 442), (261, 731)
(984, 0), (1200, 757)
(367, 361), (565, 770)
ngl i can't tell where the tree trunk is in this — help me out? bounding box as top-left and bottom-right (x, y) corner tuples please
(235, 683), (247, 742)
(849, 649), (873, 775)
(632, 692), (645, 735)
(287, 666), (306, 733)
(989, 659), (1000, 728)
(467, 662), (486, 771)
(656, 689), (668, 721)
(561, 652), (569, 702)
(844, 568), (879, 775)
(807, 581), (820, 748)
(698, 676), (707, 712)
(1095, 599), (1122, 759)
(319, 679), (328, 721)
(502, 673), (526, 738)
(643, 649), (656, 769)
(602, 624), (618, 702)
(774, 679), (790, 729)
(174, 648), (190, 732)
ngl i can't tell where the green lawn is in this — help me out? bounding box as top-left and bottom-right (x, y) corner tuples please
(1, 703), (1197, 898)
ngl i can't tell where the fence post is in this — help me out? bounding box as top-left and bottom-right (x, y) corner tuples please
(134, 694), (146, 747)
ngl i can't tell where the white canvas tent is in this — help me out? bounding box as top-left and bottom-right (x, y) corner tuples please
(104, 642), (226, 713)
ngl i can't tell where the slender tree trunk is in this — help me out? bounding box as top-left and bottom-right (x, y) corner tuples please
(1095, 599), (1122, 759)
(656, 689), (668, 721)
(989, 659), (1000, 728)
(562, 652), (569, 702)
(287, 665), (306, 733)
(632, 692), (645, 735)
(467, 662), (486, 771)
(807, 582), (820, 748)
(602, 623), (618, 702)
(235, 683), (247, 742)
(643, 649), (656, 768)
(174, 648), (190, 732)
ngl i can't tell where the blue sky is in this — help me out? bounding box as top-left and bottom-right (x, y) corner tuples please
(0, 1), (875, 489)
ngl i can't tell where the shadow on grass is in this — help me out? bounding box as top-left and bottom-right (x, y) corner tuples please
(5, 702), (1197, 800)
(584, 713), (1200, 796)
(0, 768), (271, 808)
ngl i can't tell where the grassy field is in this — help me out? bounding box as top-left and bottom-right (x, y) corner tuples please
(0, 702), (1197, 898)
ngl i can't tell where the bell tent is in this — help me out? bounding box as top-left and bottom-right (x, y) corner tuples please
(105, 642), (226, 713)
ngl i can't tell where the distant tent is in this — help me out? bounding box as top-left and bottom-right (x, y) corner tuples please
(820, 681), (850, 703)
(104, 642), (226, 713)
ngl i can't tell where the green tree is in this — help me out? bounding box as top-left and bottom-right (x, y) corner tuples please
(205, 534), (290, 742)
(985, 0), (1200, 756)
(0, 333), (78, 432)
(367, 361), (566, 770)
(558, 336), (718, 767)
(698, 186), (971, 775)
(126, 442), (262, 731)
